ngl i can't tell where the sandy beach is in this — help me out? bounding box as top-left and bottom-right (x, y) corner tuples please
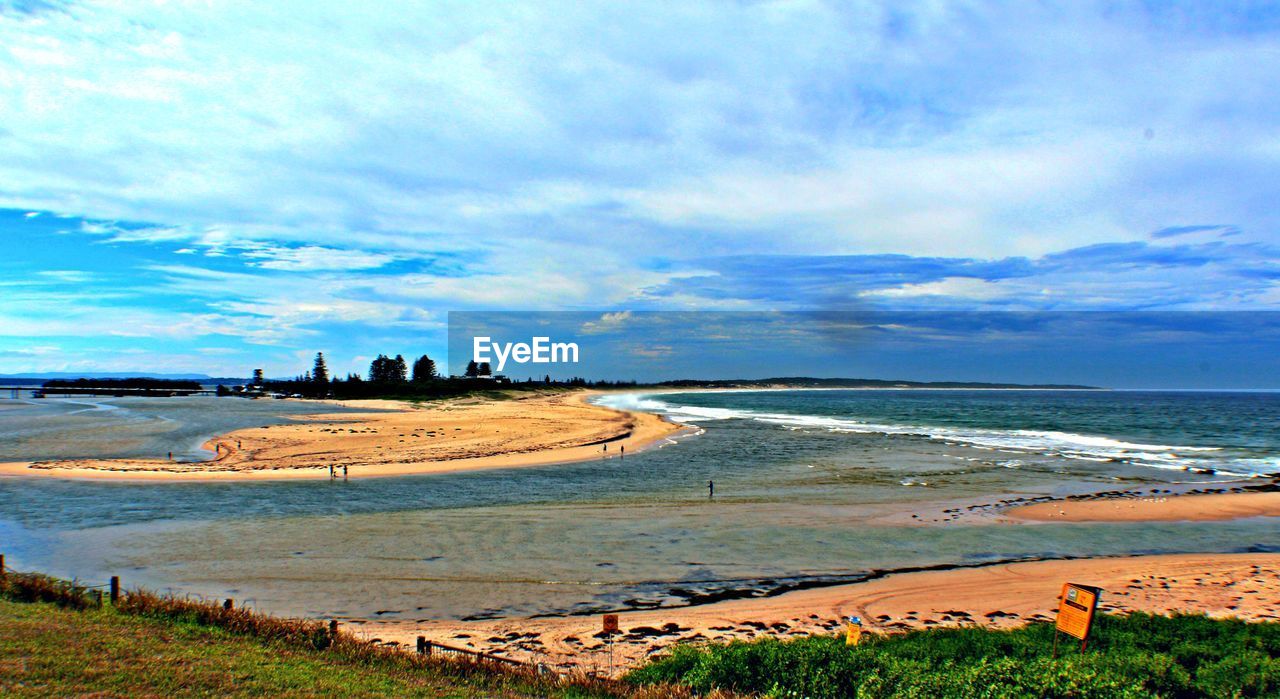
(358, 552), (1280, 673)
(1006, 491), (1280, 523)
(0, 390), (684, 481)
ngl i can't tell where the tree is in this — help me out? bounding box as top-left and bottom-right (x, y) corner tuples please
(252, 368), (264, 386)
(412, 355), (437, 383)
(312, 352), (329, 384)
(478, 362), (491, 376)
(465, 360), (479, 378)
(368, 354), (408, 384)
(369, 355), (391, 383)
(215, 384), (231, 396)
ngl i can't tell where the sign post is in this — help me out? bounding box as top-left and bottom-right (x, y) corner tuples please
(844, 616), (863, 646)
(602, 614), (619, 677)
(1054, 582), (1102, 656)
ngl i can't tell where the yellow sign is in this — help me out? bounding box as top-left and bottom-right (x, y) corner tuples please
(602, 614), (619, 634)
(1056, 583), (1102, 640)
(844, 616), (863, 646)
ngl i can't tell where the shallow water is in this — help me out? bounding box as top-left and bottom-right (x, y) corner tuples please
(0, 395), (375, 462)
(1, 390), (1276, 621)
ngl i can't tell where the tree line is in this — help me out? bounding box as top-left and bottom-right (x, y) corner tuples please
(218, 352), (636, 400)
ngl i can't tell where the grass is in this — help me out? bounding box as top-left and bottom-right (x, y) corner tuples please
(0, 570), (704, 698)
(0, 599), (490, 697)
(626, 613), (1280, 698)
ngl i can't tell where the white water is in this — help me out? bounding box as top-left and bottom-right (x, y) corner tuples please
(596, 392), (1267, 478)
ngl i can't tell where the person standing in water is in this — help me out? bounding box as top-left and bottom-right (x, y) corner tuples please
(708, 480), (714, 499)
(343, 464), (348, 479)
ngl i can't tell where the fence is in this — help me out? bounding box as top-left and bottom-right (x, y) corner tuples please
(414, 636), (527, 667)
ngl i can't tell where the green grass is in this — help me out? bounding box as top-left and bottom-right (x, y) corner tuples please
(0, 598), (496, 697)
(0, 571), (695, 698)
(626, 613), (1280, 698)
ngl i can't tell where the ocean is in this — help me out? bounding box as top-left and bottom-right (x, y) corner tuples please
(0, 389), (1276, 622)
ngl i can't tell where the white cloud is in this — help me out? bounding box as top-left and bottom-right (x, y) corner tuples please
(580, 310), (633, 334)
(863, 277), (1017, 302)
(36, 269), (93, 283)
(239, 244), (398, 272)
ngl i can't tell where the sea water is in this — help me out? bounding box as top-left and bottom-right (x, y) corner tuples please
(0, 389), (1276, 621)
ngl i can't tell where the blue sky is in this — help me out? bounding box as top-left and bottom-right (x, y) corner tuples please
(2, 1), (1278, 383)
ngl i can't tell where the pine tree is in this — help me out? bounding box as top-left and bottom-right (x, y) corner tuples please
(369, 355), (389, 383)
(312, 352), (329, 384)
(393, 355), (408, 383)
(465, 360), (479, 378)
(478, 362), (491, 376)
(411, 355), (437, 383)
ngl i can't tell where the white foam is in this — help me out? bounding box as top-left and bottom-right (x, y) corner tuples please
(598, 392), (1273, 478)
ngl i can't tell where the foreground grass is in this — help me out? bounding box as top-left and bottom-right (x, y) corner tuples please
(627, 613), (1280, 698)
(1, 599), (482, 697)
(0, 571), (699, 698)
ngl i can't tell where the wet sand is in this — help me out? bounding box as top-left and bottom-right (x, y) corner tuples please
(1006, 491), (1280, 522)
(0, 391), (684, 481)
(358, 553), (1280, 673)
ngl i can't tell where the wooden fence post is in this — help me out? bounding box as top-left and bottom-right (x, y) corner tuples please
(223, 598), (233, 610)
(109, 576), (120, 604)
(0, 553), (5, 579)
(417, 636), (427, 655)
(329, 619), (338, 639)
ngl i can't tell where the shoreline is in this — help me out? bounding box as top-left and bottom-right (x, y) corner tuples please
(0, 390), (688, 482)
(893, 480), (1280, 527)
(1005, 489), (1280, 522)
(357, 552), (1280, 671)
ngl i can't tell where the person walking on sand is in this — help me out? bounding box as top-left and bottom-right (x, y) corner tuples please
(167, 451), (172, 461)
(708, 480), (714, 499)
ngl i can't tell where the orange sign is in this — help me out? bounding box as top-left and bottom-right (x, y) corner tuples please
(1056, 583), (1102, 640)
(602, 614), (619, 634)
(844, 621), (863, 646)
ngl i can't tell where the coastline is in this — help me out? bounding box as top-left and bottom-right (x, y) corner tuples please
(3, 386), (1278, 675)
(0, 390), (687, 482)
(359, 552), (1280, 671)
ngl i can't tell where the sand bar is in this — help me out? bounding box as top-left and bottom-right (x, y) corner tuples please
(360, 553), (1280, 673)
(1006, 491), (1280, 523)
(0, 390), (684, 481)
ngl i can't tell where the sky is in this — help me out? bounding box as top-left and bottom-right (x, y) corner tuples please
(2, 1), (1279, 384)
